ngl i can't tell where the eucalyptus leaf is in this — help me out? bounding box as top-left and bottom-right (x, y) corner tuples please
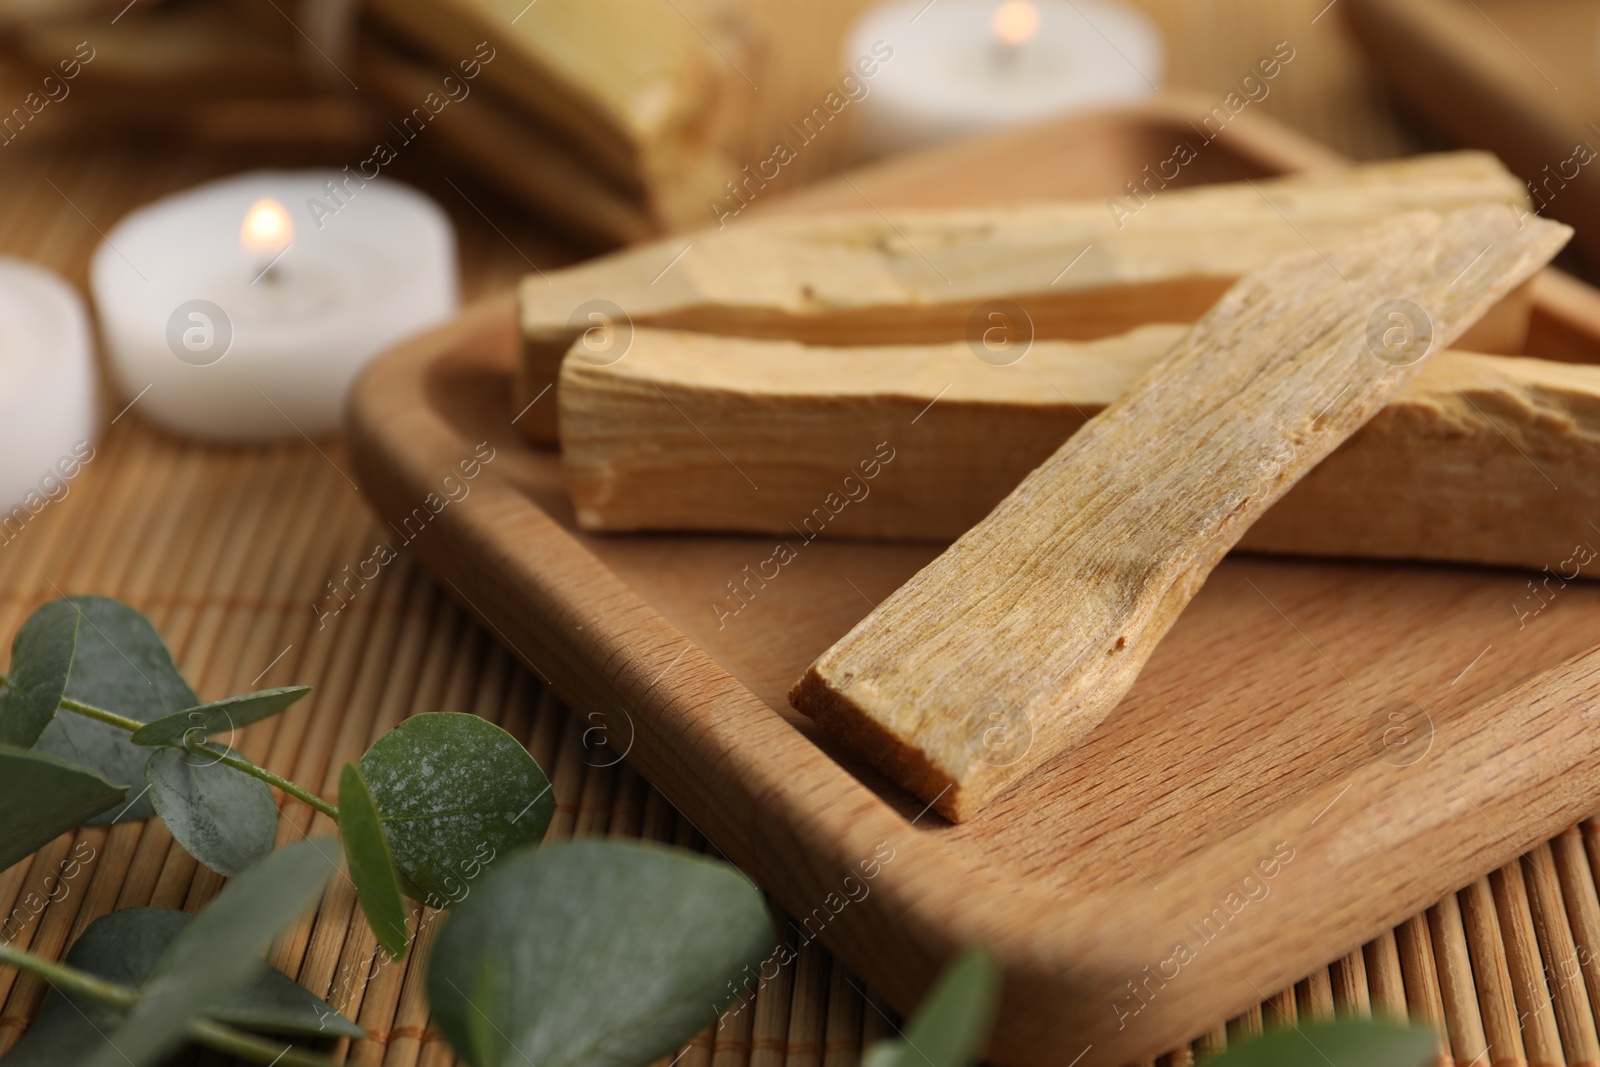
(0, 598), (80, 747)
(145, 747), (278, 877)
(130, 685), (312, 748)
(83, 837), (341, 1067)
(861, 948), (998, 1067)
(427, 839), (775, 1067)
(339, 761), (411, 961)
(1, 906), (361, 1066)
(32, 596), (198, 823)
(1208, 1019), (1439, 1067)
(0, 745), (125, 873)
(359, 712), (554, 906)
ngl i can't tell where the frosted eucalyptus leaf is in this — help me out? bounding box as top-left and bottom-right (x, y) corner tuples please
(0, 745), (125, 872)
(2, 906), (361, 1066)
(861, 948), (998, 1067)
(1209, 1020), (1438, 1067)
(131, 686), (312, 748)
(145, 747), (278, 877)
(427, 840), (774, 1067)
(339, 762), (411, 961)
(84, 837), (341, 1067)
(0, 598), (80, 747)
(359, 712), (553, 906)
(32, 596), (198, 823)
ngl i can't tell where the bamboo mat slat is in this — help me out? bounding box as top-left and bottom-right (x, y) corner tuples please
(1, 2), (1599, 1065)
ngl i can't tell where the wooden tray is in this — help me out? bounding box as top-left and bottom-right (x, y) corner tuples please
(345, 99), (1600, 1066)
(1344, 0), (1600, 266)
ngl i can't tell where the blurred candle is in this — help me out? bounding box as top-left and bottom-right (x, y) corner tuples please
(0, 258), (97, 517)
(92, 171), (457, 441)
(847, 0), (1163, 157)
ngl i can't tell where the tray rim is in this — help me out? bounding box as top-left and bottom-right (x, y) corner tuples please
(345, 101), (1600, 1066)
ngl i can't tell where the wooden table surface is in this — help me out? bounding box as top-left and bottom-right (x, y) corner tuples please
(1, 2), (1594, 1065)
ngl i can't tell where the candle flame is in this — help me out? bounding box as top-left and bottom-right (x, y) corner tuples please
(240, 198), (293, 254)
(991, 0), (1040, 46)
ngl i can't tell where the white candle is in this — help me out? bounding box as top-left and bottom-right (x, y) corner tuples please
(91, 171), (457, 441)
(0, 258), (97, 519)
(846, 0), (1163, 157)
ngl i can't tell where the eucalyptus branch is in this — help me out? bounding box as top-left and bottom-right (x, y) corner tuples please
(0, 940), (137, 1008)
(196, 741), (340, 820)
(0, 674), (340, 822)
(187, 1019), (338, 1067)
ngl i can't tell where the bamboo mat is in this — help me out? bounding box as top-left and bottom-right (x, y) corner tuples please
(1, 2), (1598, 1065)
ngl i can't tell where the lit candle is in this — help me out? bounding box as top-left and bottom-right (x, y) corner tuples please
(846, 0), (1164, 157)
(0, 258), (97, 516)
(91, 171), (458, 441)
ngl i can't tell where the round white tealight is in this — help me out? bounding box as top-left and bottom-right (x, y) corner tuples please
(0, 258), (97, 517)
(846, 0), (1164, 157)
(92, 171), (458, 441)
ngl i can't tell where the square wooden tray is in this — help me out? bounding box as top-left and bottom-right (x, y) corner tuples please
(345, 98), (1600, 1066)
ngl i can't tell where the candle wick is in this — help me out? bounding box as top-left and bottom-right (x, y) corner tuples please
(250, 243), (293, 287)
(991, 39), (1023, 71)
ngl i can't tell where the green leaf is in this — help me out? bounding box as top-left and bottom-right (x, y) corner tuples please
(0, 599), (81, 747)
(0, 745), (125, 873)
(83, 837), (341, 1067)
(359, 712), (554, 907)
(130, 686), (312, 748)
(862, 948), (998, 1067)
(32, 596), (198, 823)
(145, 747), (278, 877)
(1209, 1019), (1439, 1067)
(339, 762), (410, 961)
(1, 906), (361, 1066)
(427, 839), (775, 1067)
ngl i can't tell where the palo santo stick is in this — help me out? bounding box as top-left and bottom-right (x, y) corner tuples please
(560, 326), (1600, 575)
(560, 325), (1180, 536)
(519, 152), (1532, 441)
(364, 0), (726, 202)
(789, 207), (1571, 822)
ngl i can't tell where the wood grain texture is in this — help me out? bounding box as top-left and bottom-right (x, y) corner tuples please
(559, 324), (1600, 576)
(789, 208), (1570, 821)
(517, 151), (1532, 441)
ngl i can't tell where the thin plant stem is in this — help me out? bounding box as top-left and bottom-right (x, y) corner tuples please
(59, 695), (142, 732)
(0, 944), (335, 1066)
(198, 742), (340, 820)
(0, 675), (341, 821)
(0, 941), (136, 1007)
(188, 1018), (339, 1066)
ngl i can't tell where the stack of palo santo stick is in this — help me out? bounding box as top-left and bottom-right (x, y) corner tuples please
(521, 150), (1582, 820)
(359, 0), (877, 245)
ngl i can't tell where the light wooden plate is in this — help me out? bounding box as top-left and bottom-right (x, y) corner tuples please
(345, 99), (1600, 1066)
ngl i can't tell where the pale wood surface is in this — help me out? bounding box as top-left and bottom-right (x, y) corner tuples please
(517, 150), (1530, 441)
(7, 2), (1600, 1066)
(789, 207), (1569, 821)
